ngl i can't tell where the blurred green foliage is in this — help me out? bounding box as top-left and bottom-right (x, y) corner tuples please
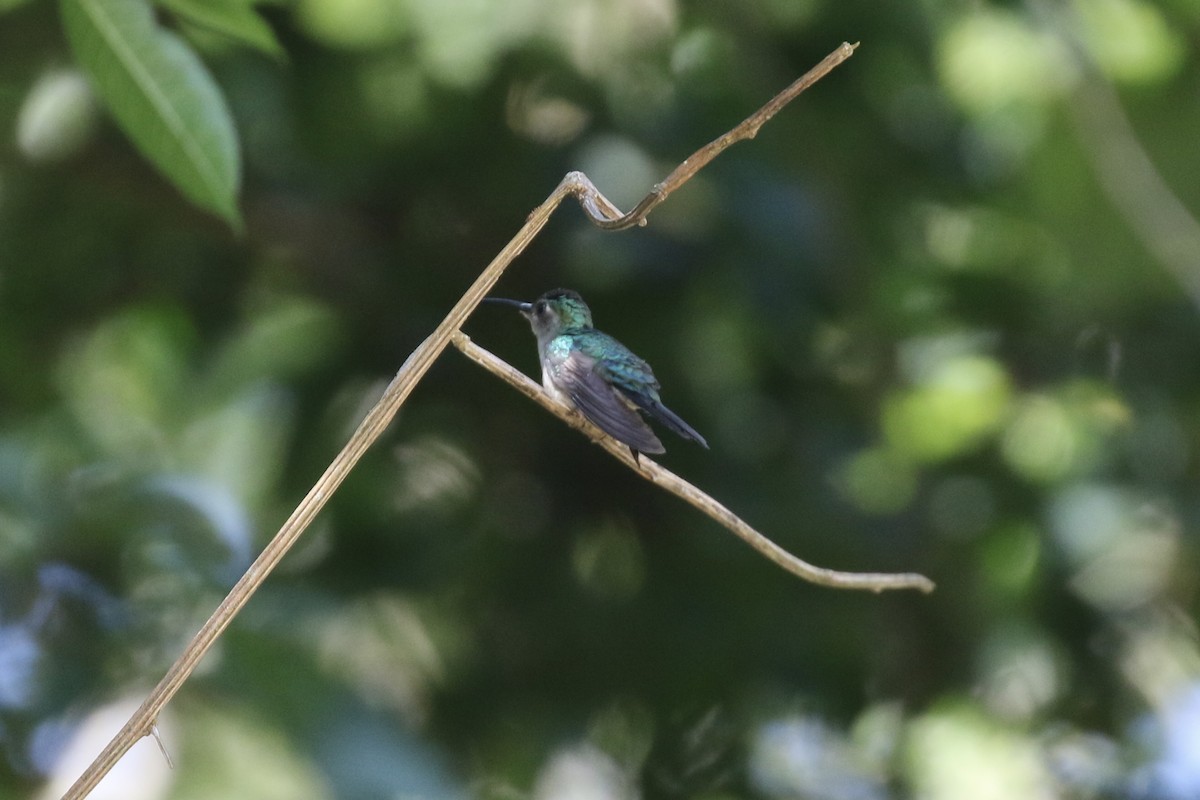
(3, 0), (1200, 798)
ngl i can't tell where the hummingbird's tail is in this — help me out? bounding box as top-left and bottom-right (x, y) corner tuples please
(636, 397), (709, 449)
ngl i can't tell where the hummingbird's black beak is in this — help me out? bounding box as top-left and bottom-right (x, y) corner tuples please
(482, 297), (534, 316)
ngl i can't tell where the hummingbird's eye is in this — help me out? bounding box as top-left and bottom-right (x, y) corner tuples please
(535, 301), (547, 315)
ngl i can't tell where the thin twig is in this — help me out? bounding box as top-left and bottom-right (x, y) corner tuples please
(591, 41), (859, 230)
(61, 42), (861, 799)
(1028, 0), (1200, 311)
(451, 332), (934, 593)
(1071, 76), (1200, 310)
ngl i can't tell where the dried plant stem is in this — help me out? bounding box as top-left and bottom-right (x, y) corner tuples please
(589, 42), (858, 230)
(61, 163), (573, 800)
(452, 332), (934, 593)
(1071, 78), (1200, 310)
(1027, 0), (1200, 311)
(63, 43), (864, 800)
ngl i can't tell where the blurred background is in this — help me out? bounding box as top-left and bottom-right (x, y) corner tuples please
(3, 0), (1200, 798)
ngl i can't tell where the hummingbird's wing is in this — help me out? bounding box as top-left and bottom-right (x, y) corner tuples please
(588, 338), (710, 450)
(556, 349), (666, 454)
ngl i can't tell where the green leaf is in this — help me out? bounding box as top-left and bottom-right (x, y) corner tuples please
(61, 0), (242, 228)
(155, 0), (285, 58)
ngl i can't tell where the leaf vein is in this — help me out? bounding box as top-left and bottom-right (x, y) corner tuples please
(80, 0), (224, 196)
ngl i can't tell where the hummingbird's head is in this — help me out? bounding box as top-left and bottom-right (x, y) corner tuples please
(529, 289), (593, 334)
(485, 288), (593, 340)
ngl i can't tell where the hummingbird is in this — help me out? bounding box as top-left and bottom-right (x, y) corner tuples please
(484, 288), (709, 456)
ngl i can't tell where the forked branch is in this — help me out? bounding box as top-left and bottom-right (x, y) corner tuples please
(588, 42), (859, 230)
(62, 42), (875, 800)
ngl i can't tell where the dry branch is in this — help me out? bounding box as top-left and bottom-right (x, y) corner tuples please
(452, 332), (934, 593)
(62, 42), (872, 800)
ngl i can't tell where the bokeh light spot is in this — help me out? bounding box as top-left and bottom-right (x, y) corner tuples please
(883, 354), (1011, 463)
(1077, 0), (1186, 84)
(16, 69), (96, 163)
(836, 446), (918, 516)
(905, 702), (1054, 800)
(937, 12), (1072, 116)
(571, 519), (646, 602)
